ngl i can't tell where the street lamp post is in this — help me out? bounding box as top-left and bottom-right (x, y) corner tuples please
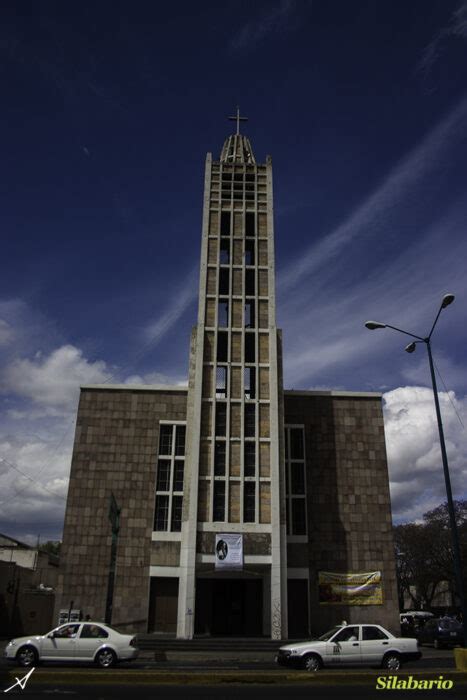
(365, 294), (467, 648)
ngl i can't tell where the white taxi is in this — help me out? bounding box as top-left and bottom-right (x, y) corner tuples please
(276, 623), (421, 671)
(4, 621), (139, 668)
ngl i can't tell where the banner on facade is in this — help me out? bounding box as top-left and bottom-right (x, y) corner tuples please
(215, 534), (243, 569)
(318, 571), (383, 605)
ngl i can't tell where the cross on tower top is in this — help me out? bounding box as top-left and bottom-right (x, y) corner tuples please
(228, 106), (248, 135)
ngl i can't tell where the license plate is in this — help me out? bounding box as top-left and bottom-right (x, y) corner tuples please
(450, 632), (456, 637)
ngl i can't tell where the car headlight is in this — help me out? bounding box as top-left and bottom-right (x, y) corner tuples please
(7, 641), (17, 648)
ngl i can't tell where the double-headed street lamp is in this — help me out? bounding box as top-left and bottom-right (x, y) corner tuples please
(365, 294), (467, 647)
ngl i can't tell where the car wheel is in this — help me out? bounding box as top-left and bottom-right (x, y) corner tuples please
(382, 652), (401, 671)
(303, 653), (322, 672)
(95, 648), (117, 668)
(17, 645), (38, 668)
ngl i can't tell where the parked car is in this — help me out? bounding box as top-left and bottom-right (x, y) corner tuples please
(400, 611), (434, 637)
(276, 623), (421, 672)
(3, 622), (139, 668)
(417, 617), (464, 649)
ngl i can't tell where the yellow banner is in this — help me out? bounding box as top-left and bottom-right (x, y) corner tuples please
(318, 571), (383, 605)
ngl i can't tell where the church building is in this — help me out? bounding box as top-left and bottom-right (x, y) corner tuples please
(55, 115), (399, 639)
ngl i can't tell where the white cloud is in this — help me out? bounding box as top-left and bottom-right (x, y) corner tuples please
(1, 345), (111, 408)
(383, 386), (467, 522)
(0, 319), (14, 346)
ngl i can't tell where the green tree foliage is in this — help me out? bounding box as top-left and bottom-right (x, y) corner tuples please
(39, 540), (61, 557)
(394, 500), (467, 610)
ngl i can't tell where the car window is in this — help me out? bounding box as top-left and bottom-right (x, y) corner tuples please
(362, 626), (388, 641)
(55, 624), (80, 638)
(80, 624), (109, 639)
(333, 626), (360, 642)
(439, 618), (460, 630)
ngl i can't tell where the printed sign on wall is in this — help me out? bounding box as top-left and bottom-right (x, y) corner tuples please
(215, 534), (243, 569)
(318, 571), (383, 605)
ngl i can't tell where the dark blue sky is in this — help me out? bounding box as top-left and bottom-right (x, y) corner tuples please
(1, 0), (466, 539)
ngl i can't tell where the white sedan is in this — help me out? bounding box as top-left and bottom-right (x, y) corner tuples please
(276, 623), (421, 672)
(4, 622), (139, 668)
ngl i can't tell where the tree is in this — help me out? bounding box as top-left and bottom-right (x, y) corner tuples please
(39, 541), (61, 557)
(394, 499), (467, 611)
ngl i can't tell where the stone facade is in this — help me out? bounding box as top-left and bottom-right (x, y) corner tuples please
(55, 386), (187, 632)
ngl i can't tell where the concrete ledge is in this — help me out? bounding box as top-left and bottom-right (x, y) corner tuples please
(454, 648), (467, 670)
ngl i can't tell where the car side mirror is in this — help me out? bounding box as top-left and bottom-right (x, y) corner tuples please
(47, 633), (55, 639)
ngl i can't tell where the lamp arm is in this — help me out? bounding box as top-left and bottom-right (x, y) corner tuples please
(384, 324), (424, 341)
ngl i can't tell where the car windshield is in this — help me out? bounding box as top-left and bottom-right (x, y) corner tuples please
(439, 618), (460, 630)
(317, 626), (342, 641)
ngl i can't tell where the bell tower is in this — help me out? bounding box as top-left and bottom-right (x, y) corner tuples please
(177, 110), (287, 638)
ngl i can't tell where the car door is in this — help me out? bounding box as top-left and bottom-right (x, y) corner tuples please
(360, 625), (391, 664)
(325, 626), (362, 665)
(40, 624), (80, 660)
(75, 624), (110, 660)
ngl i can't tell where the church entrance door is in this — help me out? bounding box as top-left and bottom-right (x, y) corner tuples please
(195, 578), (263, 637)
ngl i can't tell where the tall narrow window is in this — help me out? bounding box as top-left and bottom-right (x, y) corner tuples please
(244, 367), (256, 399)
(244, 482), (255, 522)
(218, 300), (229, 327)
(213, 481), (225, 521)
(219, 268), (229, 295)
(285, 425), (307, 536)
(245, 212), (255, 237)
(214, 441), (226, 475)
(175, 426), (186, 456)
(245, 300), (255, 328)
(159, 425), (173, 455)
(245, 239), (255, 266)
(154, 423), (186, 533)
(216, 366), (227, 398)
(244, 441), (255, 477)
(154, 495), (169, 531)
(245, 404), (255, 437)
(217, 331), (228, 362)
(220, 238), (230, 264)
(245, 333), (255, 363)
(221, 212), (230, 236)
(215, 403), (227, 436)
(245, 269), (255, 295)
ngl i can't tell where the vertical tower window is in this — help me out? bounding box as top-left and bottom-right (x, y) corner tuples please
(219, 268), (229, 295)
(245, 269), (255, 295)
(244, 441), (256, 477)
(218, 300), (229, 327)
(156, 460), (171, 491)
(245, 404), (255, 437)
(171, 495), (183, 532)
(216, 366), (227, 398)
(213, 481), (225, 521)
(214, 441), (226, 475)
(217, 331), (228, 362)
(245, 239), (255, 265)
(244, 482), (256, 522)
(220, 238), (230, 264)
(245, 212), (255, 237)
(173, 461), (185, 492)
(244, 367), (256, 399)
(215, 403), (227, 436)
(245, 300), (255, 328)
(154, 495), (169, 531)
(245, 333), (255, 363)
(221, 212), (230, 236)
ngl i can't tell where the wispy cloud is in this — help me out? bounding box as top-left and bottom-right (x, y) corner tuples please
(229, 0), (309, 54)
(417, 0), (467, 80)
(142, 267), (198, 345)
(277, 95), (467, 296)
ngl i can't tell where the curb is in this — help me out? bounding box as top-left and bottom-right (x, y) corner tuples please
(3, 668), (467, 686)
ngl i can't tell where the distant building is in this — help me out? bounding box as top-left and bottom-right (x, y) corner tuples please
(0, 533), (57, 636)
(56, 119), (399, 638)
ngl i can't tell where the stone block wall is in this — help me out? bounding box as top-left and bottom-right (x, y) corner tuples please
(55, 386), (187, 633)
(284, 391), (399, 635)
